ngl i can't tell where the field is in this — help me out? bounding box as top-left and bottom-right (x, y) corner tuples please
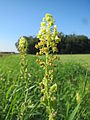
(0, 54), (90, 120)
(0, 54), (90, 72)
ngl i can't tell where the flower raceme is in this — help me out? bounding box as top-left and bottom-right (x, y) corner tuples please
(19, 37), (28, 79)
(35, 13), (61, 120)
(35, 13), (61, 55)
(18, 37), (31, 119)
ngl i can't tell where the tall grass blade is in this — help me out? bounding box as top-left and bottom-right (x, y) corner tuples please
(69, 103), (80, 120)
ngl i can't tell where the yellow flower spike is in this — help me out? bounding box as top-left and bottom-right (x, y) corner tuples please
(35, 13), (61, 120)
(19, 36), (30, 119)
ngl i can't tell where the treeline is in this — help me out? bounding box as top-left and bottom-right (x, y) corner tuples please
(15, 33), (90, 54)
(0, 52), (15, 54)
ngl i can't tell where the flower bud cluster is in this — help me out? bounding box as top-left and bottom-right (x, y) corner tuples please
(19, 37), (28, 54)
(35, 13), (61, 55)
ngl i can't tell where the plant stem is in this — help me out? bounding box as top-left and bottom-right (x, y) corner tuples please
(45, 39), (52, 120)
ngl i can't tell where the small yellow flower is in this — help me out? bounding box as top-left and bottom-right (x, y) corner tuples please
(41, 22), (46, 26)
(43, 17), (45, 21)
(36, 52), (39, 56)
(35, 44), (39, 49)
(49, 83), (57, 93)
(43, 27), (46, 32)
(49, 70), (54, 74)
(52, 47), (58, 52)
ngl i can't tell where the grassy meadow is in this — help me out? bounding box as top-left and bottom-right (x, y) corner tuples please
(0, 54), (90, 120)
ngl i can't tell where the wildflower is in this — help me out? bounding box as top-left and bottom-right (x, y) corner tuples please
(35, 13), (61, 120)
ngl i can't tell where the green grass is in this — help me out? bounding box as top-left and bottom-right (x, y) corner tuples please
(0, 54), (90, 71)
(60, 54), (90, 69)
(0, 54), (90, 120)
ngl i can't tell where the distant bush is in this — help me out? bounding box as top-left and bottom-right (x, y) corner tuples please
(58, 33), (90, 54)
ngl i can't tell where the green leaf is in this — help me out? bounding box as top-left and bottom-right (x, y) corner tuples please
(6, 85), (14, 99)
(69, 103), (80, 120)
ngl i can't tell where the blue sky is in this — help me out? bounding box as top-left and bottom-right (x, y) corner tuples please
(0, 0), (90, 52)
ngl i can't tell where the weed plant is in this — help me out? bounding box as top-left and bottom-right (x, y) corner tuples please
(35, 13), (61, 120)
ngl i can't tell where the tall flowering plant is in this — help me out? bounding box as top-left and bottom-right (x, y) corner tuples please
(18, 37), (29, 119)
(35, 13), (61, 120)
(19, 36), (28, 80)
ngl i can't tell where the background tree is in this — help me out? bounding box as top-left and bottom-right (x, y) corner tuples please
(15, 34), (90, 54)
(57, 34), (90, 54)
